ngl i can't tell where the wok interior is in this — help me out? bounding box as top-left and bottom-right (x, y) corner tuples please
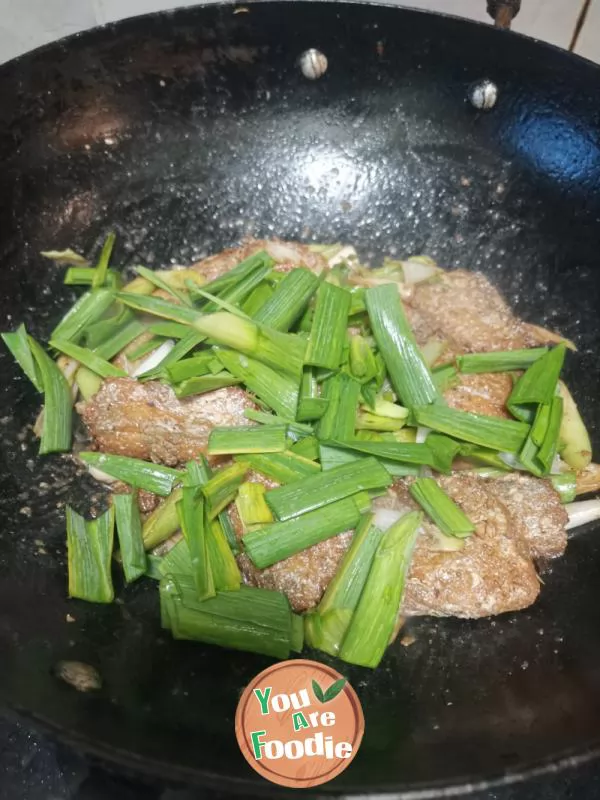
(0, 2), (600, 791)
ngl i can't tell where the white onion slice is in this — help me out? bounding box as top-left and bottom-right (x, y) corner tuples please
(132, 340), (175, 378)
(416, 426), (430, 444)
(401, 259), (440, 285)
(87, 466), (118, 484)
(327, 245), (358, 268)
(499, 452), (527, 471)
(566, 500), (600, 531)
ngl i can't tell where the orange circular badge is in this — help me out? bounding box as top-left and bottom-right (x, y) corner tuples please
(235, 659), (364, 788)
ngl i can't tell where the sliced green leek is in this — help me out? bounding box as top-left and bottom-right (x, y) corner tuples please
(79, 452), (182, 496)
(340, 511), (422, 668)
(208, 425), (287, 455)
(113, 492), (146, 583)
(265, 457), (391, 521)
(67, 505), (114, 603)
(409, 478), (474, 538)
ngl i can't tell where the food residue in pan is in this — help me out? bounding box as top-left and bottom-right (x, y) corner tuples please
(3, 237), (599, 670)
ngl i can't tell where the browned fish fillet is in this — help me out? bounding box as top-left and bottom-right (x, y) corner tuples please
(408, 270), (560, 353)
(78, 378), (256, 466)
(486, 473), (568, 558)
(228, 472), (353, 613)
(232, 471), (549, 618)
(372, 475), (541, 619)
(190, 238), (327, 282)
(444, 371), (513, 418)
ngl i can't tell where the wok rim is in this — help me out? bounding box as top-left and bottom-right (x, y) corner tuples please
(5, 695), (600, 795)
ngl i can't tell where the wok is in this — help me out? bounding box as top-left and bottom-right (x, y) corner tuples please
(1, 2), (600, 795)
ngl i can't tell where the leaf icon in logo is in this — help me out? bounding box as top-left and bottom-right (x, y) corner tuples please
(312, 677), (347, 703)
(323, 678), (347, 702)
(312, 679), (325, 703)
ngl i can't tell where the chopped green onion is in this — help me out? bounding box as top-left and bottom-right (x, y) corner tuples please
(254, 268), (319, 331)
(42, 248), (88, 266)
(146, 553), (166, 580)
(176, 488), (215, 600)
(215, 349), (299, 419)
(132, 308), (308, 378)
(414, 404), (529, 453)
(92, 318), (147, 361)
(208, 425), (287, 455)
(507, 345), (566, 422)
(317, 373), (361, 441)
(116, 291), (203, 325)
(265, 457), (391, 521)
(197, 251), (274, 298)
(79, 452), (182, 496)
(318, 443), (420, 477)
(113, 492), (147, 583)
(340, 511), (422, 668)
(128, 335), (168, 362)
(241, 282), (274, 317)
(306, 514), (384, 655)
(174, 372), (240, 398)
(149, 321), (192, 339)
(74, 366), (101, 400)
(139, 330), (206, 380)
(66, 505), (114, 603)
(432, 364), (459, 392)
(185, 284), (252, 318)
(304, 282), (351, 370)
(160, 576), (296, 659)
(184, 457), (240, 556)
(204, 314), (307, 377)
(236, 482), (274, 530)
(64, 266), (120, 287)
(349, 335), (378, 383)
(52, 288), (115, 344)
(426, 433), (462, 474)
(201, 262), (274, 313)
(289, 435), (320, 461)
(297, 366), (328, 422)
(536, 395), (564, 474)
(409, 477), (474, 538)
(558, 381), (592, 470)
(324, 438), (437, 468)
(355, 411), (407, 432)
(93, 232), (116, 289)
(142, 488), (183, 550)
(457, 348), (549, 374)
(84, 306), (133, 350)
(2, 324), (43, 391)
(550, 471), (577, 504)
(50, 338), (127, 379)
(365, 284), (438, 408)
(234, 451), (320, 484)
(201, 462), (248, 518)
(362, 397), (409, 420)
(135, 265), (192, 306)
(459, 445), (510, 471)
(166, 353), (214, 383)
(206, 517), (242, 590)
(28, 337), (73, 453)
(243, 409), (313, 440)
(243, 495), (365, 569)
(158, 537), (193, 579)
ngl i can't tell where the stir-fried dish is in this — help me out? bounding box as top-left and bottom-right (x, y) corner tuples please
(4, 238), (600, 669)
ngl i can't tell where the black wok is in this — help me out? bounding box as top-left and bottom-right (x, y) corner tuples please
(1, 2), (600, 795)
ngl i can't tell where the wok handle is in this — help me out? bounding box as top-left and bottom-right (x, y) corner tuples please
(486, 0), (521, 28)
